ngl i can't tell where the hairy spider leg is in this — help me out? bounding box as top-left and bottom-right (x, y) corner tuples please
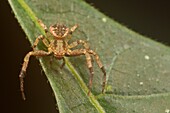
(88, 50), (106, 93)
(32, 35), (49, 50)
(20, 33), (51, 100)
(38, 19), (48, 33)
(68, 40), (90, 49)
(67, 39), (106, 94)
(66, 49), (94, 95)
(19, 50), (51, 100)
(59, 57), (66, 69)
(70, 24), (78, 34)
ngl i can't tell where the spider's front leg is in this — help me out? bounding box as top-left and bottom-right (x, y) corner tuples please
(32, 35), (49, 51)
(70, 24), (78, 34)
(65, 24), (78, 42)
(38, 19), (48, 33)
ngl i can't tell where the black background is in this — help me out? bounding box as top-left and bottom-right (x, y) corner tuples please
(1, 0), (170, 113)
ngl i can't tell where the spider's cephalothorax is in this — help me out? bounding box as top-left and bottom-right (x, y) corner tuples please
(49, 24), (69, 38)
(19, 19), (106, 100)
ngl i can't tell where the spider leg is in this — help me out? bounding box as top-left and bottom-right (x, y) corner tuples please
(49, 55), (55, 65)
(49, 56), (65, 69)
(68, 40), (106, 94)
(32, 35), (49, 51)
(66, 49), (94, 95)
(70, 24), (78, 34)
(60, 57), (66, 69)
(38, 19), (48, 33)
(88, 50), (106, 93)
(65, 24), (78, 42)
(68, 40), (89, 49)
(19, 50), (51, 100)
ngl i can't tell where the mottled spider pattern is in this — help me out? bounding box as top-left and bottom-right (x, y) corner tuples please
(19, 19), (106, 100)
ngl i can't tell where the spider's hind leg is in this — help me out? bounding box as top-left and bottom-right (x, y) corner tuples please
(85, 52), (94, 96)
(60, 57), (66, 69)
(88, 50), (106, 93)
(66, 49), (94, 95)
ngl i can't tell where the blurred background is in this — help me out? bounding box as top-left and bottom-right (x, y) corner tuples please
(1, 0), (170, 113)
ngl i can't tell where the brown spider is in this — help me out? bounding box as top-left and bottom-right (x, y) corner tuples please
(19, 19), (106, 100)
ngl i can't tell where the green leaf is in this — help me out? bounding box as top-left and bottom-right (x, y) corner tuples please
(8, 0), (170, 113)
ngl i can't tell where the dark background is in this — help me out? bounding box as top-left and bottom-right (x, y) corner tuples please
(1, 0), (170, 113)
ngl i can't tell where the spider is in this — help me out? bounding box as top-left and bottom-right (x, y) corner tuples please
(19, 19), (106, 100)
